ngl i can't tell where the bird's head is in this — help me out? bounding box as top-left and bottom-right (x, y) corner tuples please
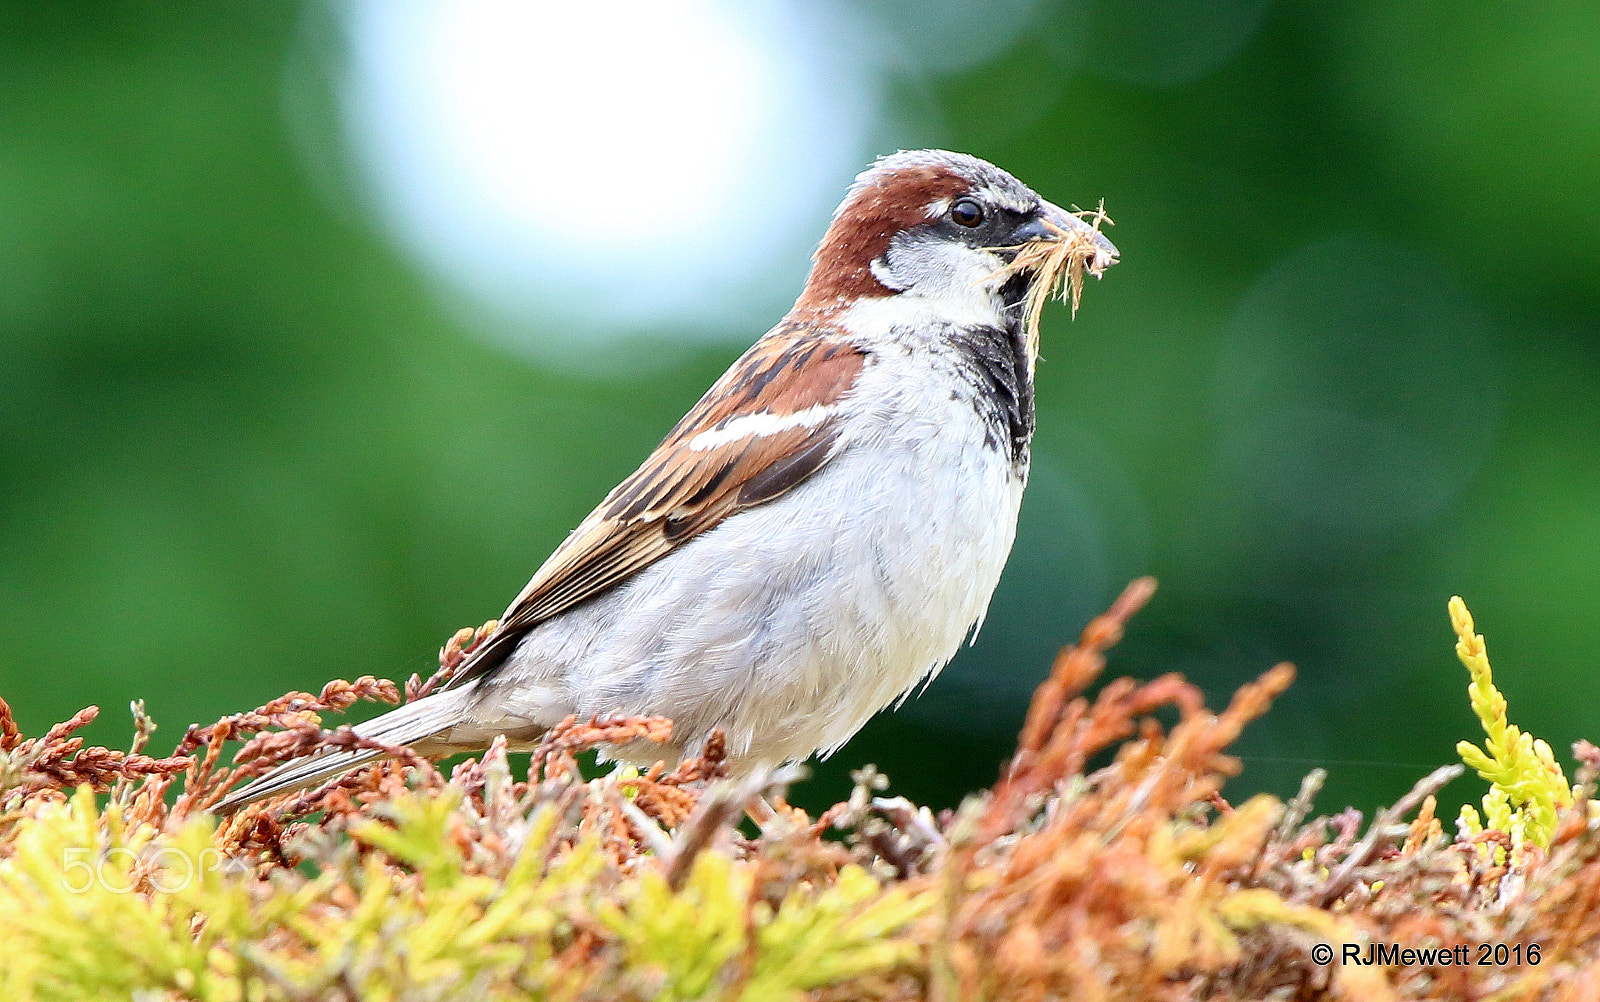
(796, 150), (1117, 349)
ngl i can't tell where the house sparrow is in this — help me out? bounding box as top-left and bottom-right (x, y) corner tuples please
(217, 149), (1117, 812)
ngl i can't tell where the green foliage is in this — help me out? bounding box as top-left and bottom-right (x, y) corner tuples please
(1450, 596), (1574, 857)
(8, 585), (1600, 1000)
(0, 783), (928, 1001)
(596, 854), (924, 1001)
(0, 789), (278, 1001)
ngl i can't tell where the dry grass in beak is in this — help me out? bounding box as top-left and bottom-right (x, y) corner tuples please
(997, 201), (1116, 366)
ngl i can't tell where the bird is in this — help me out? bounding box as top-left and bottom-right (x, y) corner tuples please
(217, 149), (1117, 813)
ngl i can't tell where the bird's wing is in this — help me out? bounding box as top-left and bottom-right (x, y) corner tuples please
(453, 325), (870, 681)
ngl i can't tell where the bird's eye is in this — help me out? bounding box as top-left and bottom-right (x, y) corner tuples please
(950, 199), (985, 227)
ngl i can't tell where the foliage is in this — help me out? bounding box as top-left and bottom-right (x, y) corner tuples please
(4, 582), (1600, 999)
(1451, 595), (1574, 861)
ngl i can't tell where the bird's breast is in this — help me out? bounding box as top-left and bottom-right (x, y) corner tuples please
(477, 344), (1028, 768)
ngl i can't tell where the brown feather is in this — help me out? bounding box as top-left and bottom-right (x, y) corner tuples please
(451, 325), (869, 684)
(796, 164), (971, 310)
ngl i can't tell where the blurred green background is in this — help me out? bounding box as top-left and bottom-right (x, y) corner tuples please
(3, 1), (1596, 818)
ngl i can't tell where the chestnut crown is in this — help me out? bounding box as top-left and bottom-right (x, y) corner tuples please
(796, 150), (1114, 312)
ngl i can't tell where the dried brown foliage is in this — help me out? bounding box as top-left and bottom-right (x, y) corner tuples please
(0, 701), (190, 808)
(998, 199), (1116, 363)
(5, 579), (1600, 1000)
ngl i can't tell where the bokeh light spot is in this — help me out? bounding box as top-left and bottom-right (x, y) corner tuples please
(336, 0), (878, 358)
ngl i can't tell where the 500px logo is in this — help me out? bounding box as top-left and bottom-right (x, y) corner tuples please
(60, 847), (235, 894)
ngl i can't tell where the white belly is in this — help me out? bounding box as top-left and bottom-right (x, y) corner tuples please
(458, 356), (1026, 768)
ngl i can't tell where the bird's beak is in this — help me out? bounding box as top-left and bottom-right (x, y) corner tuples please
(1014, 200), (1119, 277)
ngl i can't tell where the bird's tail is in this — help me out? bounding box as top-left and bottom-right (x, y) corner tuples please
(213, 680), (480, 814)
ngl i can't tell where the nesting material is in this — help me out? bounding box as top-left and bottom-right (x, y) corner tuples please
(1001, 200), (1116, 364)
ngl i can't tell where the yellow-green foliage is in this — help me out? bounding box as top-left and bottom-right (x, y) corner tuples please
(0, 788), (279, 1001)
(8, 582), (1600, 1001)
(1450, 595), (1574, 855)
(0, 784), (928, 1002)
(596, 853), (923, 1000)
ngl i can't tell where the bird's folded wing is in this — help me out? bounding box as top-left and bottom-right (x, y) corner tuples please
(454, 326), (870, 682)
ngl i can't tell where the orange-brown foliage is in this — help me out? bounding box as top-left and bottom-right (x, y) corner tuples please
(4, 581), (1600, 1000)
